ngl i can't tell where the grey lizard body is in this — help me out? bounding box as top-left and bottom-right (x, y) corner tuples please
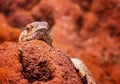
(19, 21), (96, 84)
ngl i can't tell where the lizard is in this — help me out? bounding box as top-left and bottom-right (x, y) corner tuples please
(19, 21), (96, 84)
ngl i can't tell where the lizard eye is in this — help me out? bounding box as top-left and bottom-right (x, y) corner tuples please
(24, 25), (33, 33)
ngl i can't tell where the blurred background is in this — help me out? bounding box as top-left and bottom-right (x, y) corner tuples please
(0, 0), (120, 84)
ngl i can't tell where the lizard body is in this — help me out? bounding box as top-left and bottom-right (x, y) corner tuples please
(19, 21), (96, 84)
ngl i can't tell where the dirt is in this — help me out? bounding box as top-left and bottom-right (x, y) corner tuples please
(0, 40), (82, 84)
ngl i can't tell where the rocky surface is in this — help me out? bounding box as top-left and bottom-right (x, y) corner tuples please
(0, 40), (82, 84)
(0, 0), (120, 84)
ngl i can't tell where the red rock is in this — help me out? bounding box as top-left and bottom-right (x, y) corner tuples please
(0, 40), (82, 84)
(0, 14), (20, 44)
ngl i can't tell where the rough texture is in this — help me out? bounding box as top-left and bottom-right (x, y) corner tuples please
(0, 40), (82, 84)
(0, 0), (120, 84)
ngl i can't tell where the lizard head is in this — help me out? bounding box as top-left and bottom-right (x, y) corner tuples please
(19, 21), (53, 46)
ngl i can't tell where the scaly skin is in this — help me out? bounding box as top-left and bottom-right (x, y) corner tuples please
(19, 21), (53, 46)
(19, 21), (96, 84)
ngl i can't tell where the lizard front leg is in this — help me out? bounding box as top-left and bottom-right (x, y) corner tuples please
(71, 58), (96, 84)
